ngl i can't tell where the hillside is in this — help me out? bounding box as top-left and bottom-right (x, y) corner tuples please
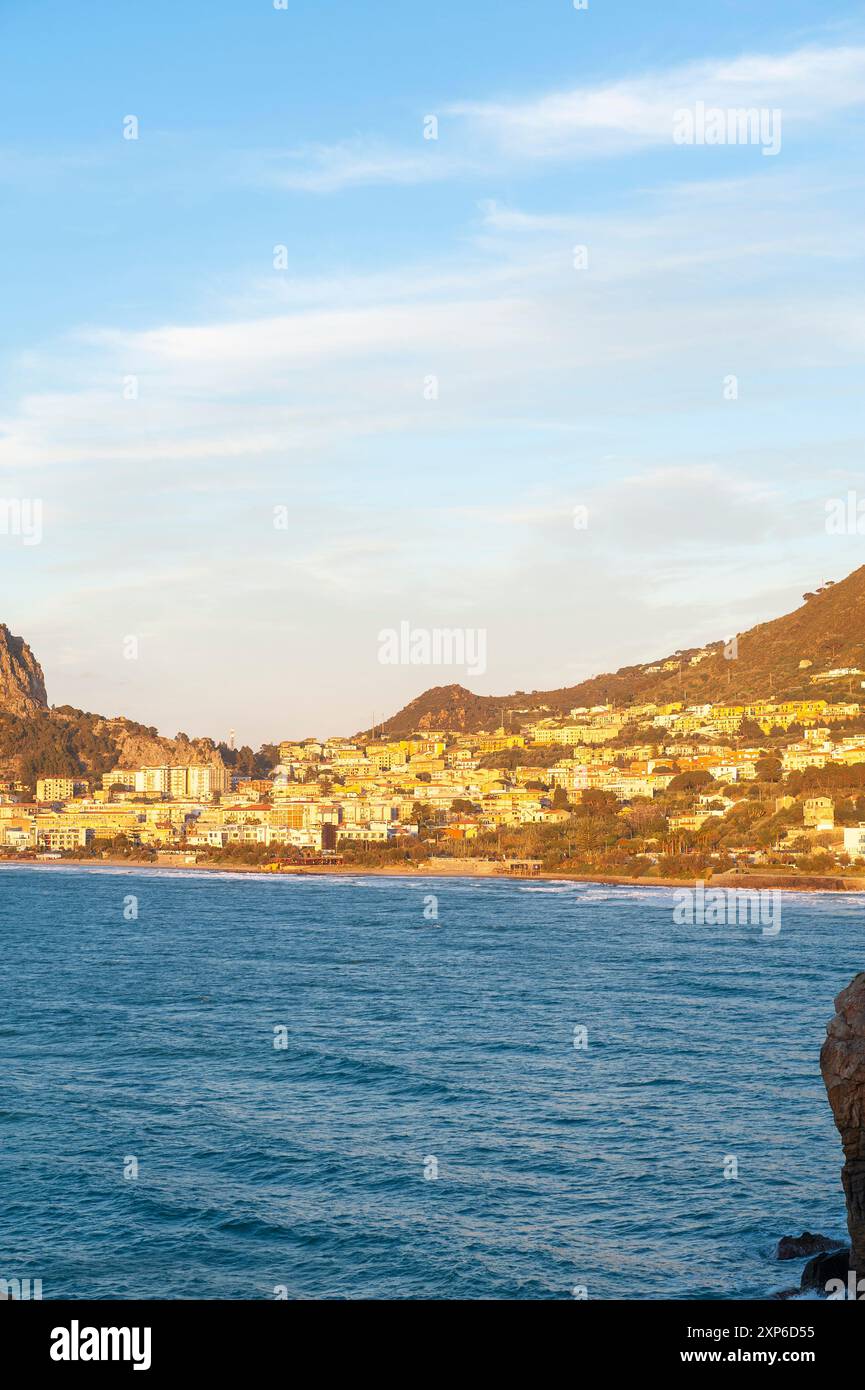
(0, 626), (225, 785)
(372, 566), (865, 735)
(0, 706), (225, 787)
(3, 563), (864, 759)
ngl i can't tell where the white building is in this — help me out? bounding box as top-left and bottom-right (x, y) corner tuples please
(843, 826), (865, 860)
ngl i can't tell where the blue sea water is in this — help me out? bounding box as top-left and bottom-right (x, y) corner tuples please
(1, 865), (861, 1300)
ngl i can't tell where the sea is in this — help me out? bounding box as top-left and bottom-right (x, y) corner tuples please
(1, 864), (860, 1300)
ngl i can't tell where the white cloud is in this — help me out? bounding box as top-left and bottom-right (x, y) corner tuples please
(101, 297), (530, 367)
(449, 44), (865, 159)
(246, 43), (865, 192)
(589, 466), (783, 550)
(2, 138), (862, 736)
(3, 167), (862, 483)
(256, 138), (461, 193)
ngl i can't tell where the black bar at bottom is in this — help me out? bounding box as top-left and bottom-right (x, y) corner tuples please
(3, 1297), (860, 1377)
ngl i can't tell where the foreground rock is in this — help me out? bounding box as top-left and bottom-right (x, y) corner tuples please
(773, 1245), (856, 1295)
(776, 1231), (840, 1260)
(820, 971), (865, 1281)
(800, 1247), (851, 1291)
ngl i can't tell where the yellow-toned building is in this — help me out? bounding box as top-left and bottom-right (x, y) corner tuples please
(0, 816), (35, 847)
(36, 777), (86, 802)
(532, 725), (619, 746)
(47, 807), (144, 840)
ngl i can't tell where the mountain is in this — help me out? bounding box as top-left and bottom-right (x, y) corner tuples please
(372, 565), (865, 735)
(0, 624), (224, 785)
(4, 560), (864, 758)
(0, 624), (48, 716)
(0, 704), (226, 787)
(369, 684), (507, 737)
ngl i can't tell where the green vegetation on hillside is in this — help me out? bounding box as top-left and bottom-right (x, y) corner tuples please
(0, 710), (118, 786)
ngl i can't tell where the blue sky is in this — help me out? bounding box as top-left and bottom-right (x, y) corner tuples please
(1, 0), (863, 743)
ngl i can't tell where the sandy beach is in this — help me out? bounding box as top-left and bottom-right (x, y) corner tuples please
(5, 855), (865, 894)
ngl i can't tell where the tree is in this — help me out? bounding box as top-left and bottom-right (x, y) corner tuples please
(755, 755), (783, 782)
(255, 743), (281, 776)
(235, 745), (256, 777)
(737, 718), (765, 744)
(578, 789), (619, 813)
(667, 770), (714, 793)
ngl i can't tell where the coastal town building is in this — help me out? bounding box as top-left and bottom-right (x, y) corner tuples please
(3, 691), (865, 875)
(36, 777), (88, 802)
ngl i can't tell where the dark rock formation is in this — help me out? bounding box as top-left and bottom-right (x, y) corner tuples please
(776, 1231), (841, 1260)
(770, 1245), (852, 1298)
(800, 1246), (851, 1292)
(820, 971), (865, 1281)
(0, 623), (47, 715)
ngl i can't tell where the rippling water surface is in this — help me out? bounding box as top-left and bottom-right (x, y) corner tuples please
(1, 865), (860, 1299)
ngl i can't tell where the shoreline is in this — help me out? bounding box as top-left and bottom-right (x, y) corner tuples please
(4, 856), (865, 894)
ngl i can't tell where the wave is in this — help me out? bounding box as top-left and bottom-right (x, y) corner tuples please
(519, 884), (582, 894)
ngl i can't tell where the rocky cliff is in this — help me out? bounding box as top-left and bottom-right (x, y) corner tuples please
(820, 972), (865, 1280)
(0, 624), (47, 716)
(93, 719), (224, 771)
(0, 624), (224, 783)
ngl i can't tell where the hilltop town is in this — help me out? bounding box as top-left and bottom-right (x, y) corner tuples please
(5, 568), (865, 881)
(2, 687), (865, 881)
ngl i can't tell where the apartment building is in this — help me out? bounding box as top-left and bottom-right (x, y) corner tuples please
(37, 826), (94, 850)
(843, 826), (865, 860)
(36, 777), (88, 802)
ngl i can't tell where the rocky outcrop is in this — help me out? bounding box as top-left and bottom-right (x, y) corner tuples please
(0, 624), (47, 715)
(800, 1246), (850, 1291)
(820, 972), (865, 1280)
(770, 1244), (850, 1298)
(776, 1231), (840, 1260)
(0, 626), (228, 783)
(96, 720), (223, 771)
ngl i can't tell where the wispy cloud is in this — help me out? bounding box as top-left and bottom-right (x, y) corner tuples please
(246, 42), (865, 196)
(254, 138), (462, 193)
(4, 162), (862, 478)
(97, 297), (530, 367)
(448, 43), (865, 159)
